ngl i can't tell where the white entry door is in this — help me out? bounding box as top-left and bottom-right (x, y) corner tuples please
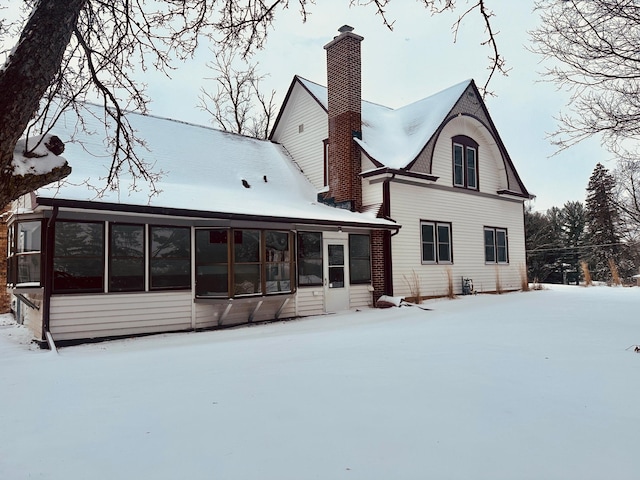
(324, 239), (350, 313)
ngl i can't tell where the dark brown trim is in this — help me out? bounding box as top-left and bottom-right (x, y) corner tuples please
(36, 197), (400, 231)
(497, 189), (533, 199)
(323, 138), (329, 187)
(42, 206), (58, 338)
(383, 230), (393, 295)
(361, 168), (438, 183)
(382, 180), (394, 295)
(357, 144), (385, 169)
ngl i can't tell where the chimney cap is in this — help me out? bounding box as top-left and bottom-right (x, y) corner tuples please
(338, 25), (354, 33)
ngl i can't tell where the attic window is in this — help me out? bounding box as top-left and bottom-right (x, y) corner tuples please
(298, 124), (304, 133)
(452, 135), (478, 190)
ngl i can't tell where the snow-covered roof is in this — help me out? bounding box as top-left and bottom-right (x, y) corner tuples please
(297, 76), (471, 169)
(34, 105), (397, 229)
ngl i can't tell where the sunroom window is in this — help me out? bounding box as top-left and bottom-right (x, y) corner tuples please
(53, 221), (105, 293)
(149, 226), (191, 289)
(265, 231), (291, 293)
(196, 228), (294, 298)
(7, 220), (43, 286)
(297, 232), (323, 286)
(233, 229), (262, 295)
(196, 229), (229, 297)
(109, 223), (145, 292)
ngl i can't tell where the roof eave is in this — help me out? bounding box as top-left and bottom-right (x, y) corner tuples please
(35, 196), (400, 231)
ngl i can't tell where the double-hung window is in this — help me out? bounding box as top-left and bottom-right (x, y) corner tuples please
(421, 221), (452, 264)
(349, 234), (371, 284)
(453, 135), (478, 190)
(484, 227), (508, 264)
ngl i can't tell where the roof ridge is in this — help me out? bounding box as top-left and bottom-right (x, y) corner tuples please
(78, 100), (268, 143)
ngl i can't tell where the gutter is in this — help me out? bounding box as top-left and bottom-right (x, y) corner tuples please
(36, 197), (400, 232)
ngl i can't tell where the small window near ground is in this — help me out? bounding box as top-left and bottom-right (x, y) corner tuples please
(149, 226), (191, 289)
(484, 227), (509, 264)
(298, 232), (323, 286)
(421, 221), (452, 264)
(109, 224), (145, 292)
(349, 234), (371, 284)
(53, 221), (105, 293)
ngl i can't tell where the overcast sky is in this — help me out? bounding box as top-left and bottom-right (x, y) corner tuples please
(5, 1), (613, 212)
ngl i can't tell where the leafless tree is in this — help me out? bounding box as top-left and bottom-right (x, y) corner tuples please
(199, 47), (276, 139)
(530, 0), (640, 155)
(0, 0), (503, 207)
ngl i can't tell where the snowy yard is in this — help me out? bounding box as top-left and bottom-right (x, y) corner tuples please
(1, 285), (639, 480)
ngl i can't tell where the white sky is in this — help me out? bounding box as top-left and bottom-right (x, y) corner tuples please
(4, 1), (614, 212)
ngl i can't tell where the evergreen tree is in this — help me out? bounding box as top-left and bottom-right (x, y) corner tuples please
(559, 201), (586, 282)
(584, 163), (620, 280)
(525, 204), (561, 282)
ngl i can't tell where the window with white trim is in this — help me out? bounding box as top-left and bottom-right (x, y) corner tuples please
(421, 221), (452, 264)
(484, 227), (508, 264)
(453, 135), (478, 190)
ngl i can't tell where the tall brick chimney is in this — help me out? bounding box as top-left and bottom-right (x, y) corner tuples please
(324, 25), (363, 212)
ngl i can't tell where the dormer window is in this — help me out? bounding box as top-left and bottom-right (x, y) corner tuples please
(452, 135), (478, 190)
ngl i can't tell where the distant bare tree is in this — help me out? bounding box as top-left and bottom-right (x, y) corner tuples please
(199, 47), (276, 139)
(0, 0), (502, 207)
(530, 0), (640, 154)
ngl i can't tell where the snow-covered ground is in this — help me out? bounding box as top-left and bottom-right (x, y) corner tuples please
(1, 285), (639, 480)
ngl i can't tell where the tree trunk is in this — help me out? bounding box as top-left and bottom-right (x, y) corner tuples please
(0, 0), (86, 207)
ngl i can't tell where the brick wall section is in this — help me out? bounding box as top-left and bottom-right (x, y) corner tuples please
(324, 28), (363, 212)
(371, 230), (388, 302)
(0, 204), (10, 314)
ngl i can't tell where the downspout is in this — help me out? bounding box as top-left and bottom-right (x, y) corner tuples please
(382, 175), (397, 295)
(42, 206), (58, 350)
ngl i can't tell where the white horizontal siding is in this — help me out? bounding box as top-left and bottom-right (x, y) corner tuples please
(362, 175), (383, 209)
(389, 182), (525, 298)
(350, 284), (373, 310)
(296, 287), (325, 316)
(49, 291), (192, 341)
(195, 296), (294, 329)
(271, 83), (327, 190)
